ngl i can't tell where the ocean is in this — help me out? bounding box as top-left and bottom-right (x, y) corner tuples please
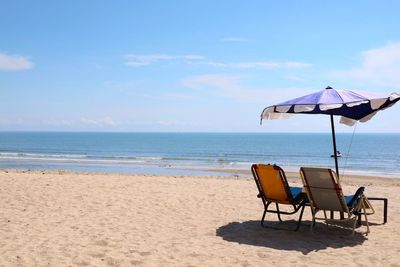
(0, 132), (399, 177)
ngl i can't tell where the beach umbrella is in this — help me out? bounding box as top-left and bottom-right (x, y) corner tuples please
(260, 86), (400, 177)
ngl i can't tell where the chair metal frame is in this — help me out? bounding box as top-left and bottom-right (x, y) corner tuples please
(300, 167), (375, 235)
(251, 164), (307, 231)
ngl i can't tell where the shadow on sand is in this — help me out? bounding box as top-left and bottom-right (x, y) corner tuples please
(216, 220), (368, 255)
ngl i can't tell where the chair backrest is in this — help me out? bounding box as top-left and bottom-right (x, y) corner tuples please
(251, 164), (293, 204)
(300, 167), (349, 213)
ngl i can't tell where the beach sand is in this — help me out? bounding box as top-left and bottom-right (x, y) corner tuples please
(0, 169), (399, 266)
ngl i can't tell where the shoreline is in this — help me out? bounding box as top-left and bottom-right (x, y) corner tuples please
(2, 157), (400, 179)
(2, 167), (400, 186)
(203, 167), (400, 179)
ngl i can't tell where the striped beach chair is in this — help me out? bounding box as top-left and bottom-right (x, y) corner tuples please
(300, 167), (375, 234)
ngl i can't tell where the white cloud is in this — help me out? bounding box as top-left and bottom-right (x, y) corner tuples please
(0, 53), (34, 71)
(124, 53), (310, 69)
(124, 54), (204, 67)
(80, 118), (99, 125)
(0, 118), (26, 125)
(124, 54), (176, 67)
(333, 42), (400, 87)
(197, 60), (311, 69)
(102, 116), (116, 126)
(43, 117), (117, 127)
(182, 74), (238, 92)
(284, 62), (312, 68)
(232, 61), (311, 69)
(43, 119), (75, 126)
(80, 116), (117, 126)
(200, 61), (228, 67)
(183, 55), (204, 60)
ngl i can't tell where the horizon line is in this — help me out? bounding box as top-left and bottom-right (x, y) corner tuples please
(0, 130), (399, 134)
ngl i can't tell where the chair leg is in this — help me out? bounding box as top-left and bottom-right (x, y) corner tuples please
(362, 201), (370, 234)
(260, 202), (272, 227)
(383, 198), (388, 224)
(364, 213), (370, 234)
(323, 210), (329, 228)
(260, 208), (267, 227)
(352, 196), (371, 235)
(357, 213), (362, 227)
(310, 211), (316, 232)
(294, 202), (306, 231)
(260, 200), (307, 231)
(351, 216), (357, 236)
(358, 196), (371, 234)
(276, 203), (283, 222)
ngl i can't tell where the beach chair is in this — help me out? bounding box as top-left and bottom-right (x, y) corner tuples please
(300, 167), (375, 235)
(251, 164), (307, 231)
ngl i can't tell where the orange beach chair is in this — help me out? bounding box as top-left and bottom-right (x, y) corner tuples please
(251, 164), (307, 231)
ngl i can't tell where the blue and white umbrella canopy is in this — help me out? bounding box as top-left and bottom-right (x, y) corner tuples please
(260, 86), (400, 177)
(261, 87), (400, 126)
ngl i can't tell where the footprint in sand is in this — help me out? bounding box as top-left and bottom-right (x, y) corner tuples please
(93, 240), (108, 247)
(138, 251), (151, 256)
(105, 257), (121, 266)
(130, 259), (143, 265)
(88, 251), (106, 258)
(72, 257), (91, 266)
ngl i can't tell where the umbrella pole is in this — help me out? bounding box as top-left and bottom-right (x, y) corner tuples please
(330, 115), (340, 178)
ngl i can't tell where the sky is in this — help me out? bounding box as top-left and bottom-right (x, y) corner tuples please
(1, 0), (400, 132)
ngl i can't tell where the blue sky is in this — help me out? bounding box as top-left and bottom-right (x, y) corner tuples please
(1, 0), (400, 132)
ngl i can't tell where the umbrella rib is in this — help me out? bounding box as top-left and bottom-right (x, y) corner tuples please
(347, 90), (366, 99)
(334, 89), (345, 104)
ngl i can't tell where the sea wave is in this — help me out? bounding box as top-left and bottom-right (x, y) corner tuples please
(0, 151), (193, 165)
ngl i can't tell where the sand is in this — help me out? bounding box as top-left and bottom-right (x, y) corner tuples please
(0, 169), (399, 266)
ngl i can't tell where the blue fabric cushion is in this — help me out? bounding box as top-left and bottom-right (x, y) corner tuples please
(345, 187), (365, 209)
(345, 195), (354, 205)
(290, 187), (303, 199)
